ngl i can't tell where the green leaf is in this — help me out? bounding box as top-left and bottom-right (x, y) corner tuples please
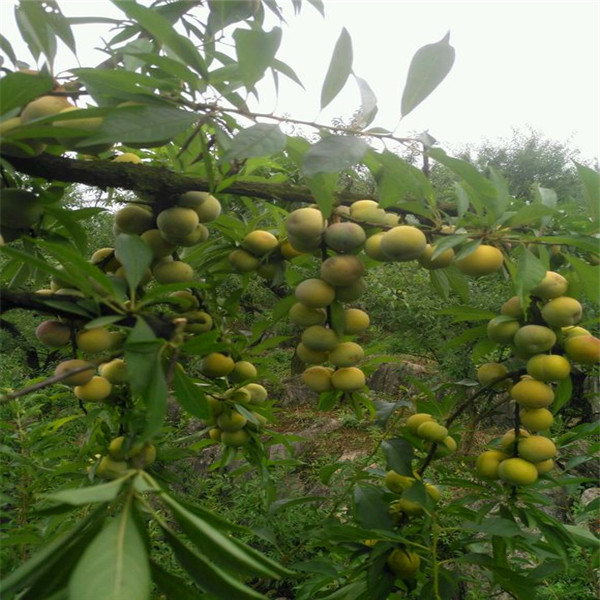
(45, 478), (128, 506)
(429, 148), (496, 205)
(44, 0), (77, 54)
(320, 28), (353, 109)
(0, 72), (54, 115)
(567, 254), (600, 305)
(488, 166), (510, 223)
(16, 1), (57, 68)
(142, 354), (168, 440)
(86, 105), (198, 146)
(68, 507), (151, 600)
(234, 27), (282, 89)
(429, 269), (450, 300)
(563, 524), (600, 549)
(552, 376), (572, 414)
(173, 364), (211, 420)
(508, 204), (557, 227)
(464, 517), (522, 538)
(305, 172), (337, 218)
(513, 246), (547, 308)
(223, 124), (286, 162)
(401, 33), (455, 117)
(370, 150), (433, 208)
(354, 75), (377, 128)
(382, 438), (415, 476)
(575, 162), (600, 225)
(114, 233), (153, 291)
(354, 485), (394, 530)
(161, 494), (292, 579)
(0, 33), (17, 66)
(207, 0), (258, 33)
(442, 324), (486, 350)
(112, 0), (207, 78)
(150, 561), (204, 600)
(438, 306), (497, 322)
(160, 525), (268, 599)
(303, 135), (368, 178)
(0, 506), (106, 596)
(179, 329), (223, 356)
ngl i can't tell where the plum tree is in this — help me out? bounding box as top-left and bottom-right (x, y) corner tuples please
(0, 3), (598, 599)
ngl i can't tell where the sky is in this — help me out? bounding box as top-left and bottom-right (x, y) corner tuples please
(1, 0), (598, 160)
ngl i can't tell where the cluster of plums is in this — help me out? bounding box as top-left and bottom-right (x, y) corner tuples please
(475, 270), (600, 486)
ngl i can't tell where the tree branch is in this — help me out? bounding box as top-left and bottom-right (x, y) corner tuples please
(1, 152), (376, 206)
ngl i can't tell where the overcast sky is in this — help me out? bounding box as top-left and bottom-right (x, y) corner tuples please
(1, 0), (598, 160)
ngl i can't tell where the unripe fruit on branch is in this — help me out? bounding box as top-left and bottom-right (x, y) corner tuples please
(289, 303), (327, 327)
(140, 229), (176, 259)
(364, 232), (389, 261)
(96, 456), (129, 480)
(221, 429), (250, 447)
(434, 436), (458, 458)
(513, 325), (557, 356)
(229, 361), (258, 382)
(562, 326), (590, 338)
(500, 428), (530, 452)
(386, 548), (421, 579)
(153, 260), (194, 284)
(302, 366), (333, 392)
(510, 378), (554, 409)
(331, 367), (365, 391)
(405, 413), (435, 434)
(380, 226), (427, 262)
(228, 249), (259, 273)
(530, 271), (568, 299)
(384, 470), (415, 493)
(20, 95), (72, 123)
(476, 362), (509, 388)
(74, 375), (112, 402)
(455, 244), (503, 277)
(157, 207), (199, 242)
(294, 278), (336, 308)
(526, 354), (571, 381)
(243, 383), (268, 405)
(184, 311), (213, 333)
(417, 421), (448, 442)
(54, 106), (108, 154)
(35, 320), (71, 347)
(517, 435), (557, 463)
(329, 342), (364, 367)
(98, 359), (128, 384)
(540, 296), (583, 328)
(487, 317), (520, 344)
(177, 191), (221, 222)
(90, 247), (121, 272)
(285, 207), (325, 239)
(320, 255), (365, 287)
(242, 230), (279, 256)
(170, 291), (200, 312)
(417, 244), (455, 270)
(564, 334), (600, 365)
(500, 296), (524, 319)
(112, 152), (141, 164)
(324, 222), (366, 253)
(54, 359), (95, 386)
(536, 459), (555, 474)
(0, 189), (43, 229)
(497, 457), (538, 486)
(296, 343), (329, 365)
(217, 411), (247, 432)
(334, 278), (367, 302)
(173, 224), (210, 247)
(519, 408), (554, 431)
(475, 450), (509, 480)
(343, 308), (370, 335)
(301, 326), (339, 352)
(200, 353), (235, 378)
(114, 204), (154, 235)
(77, 327), (112, 354)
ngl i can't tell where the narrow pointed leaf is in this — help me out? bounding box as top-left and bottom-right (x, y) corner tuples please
(303, 135), (368, 177)
(160, 525), (268, 599)
(234, 27), (282, 89)
(114, 233), (153, 292)
(575, 161), (600, 225)
(321, 28), (352, 109)
(68, 508), (151, 600)
(173, 364), (211, 420)
(45, 478), (129, 506)
(0, 71), (54, 115)
(401, 33), (455, 117)
(223, 124), (286, 162)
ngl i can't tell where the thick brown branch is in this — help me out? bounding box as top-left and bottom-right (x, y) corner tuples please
(0, 289), (176, 340)
(1, 152), (375, 206)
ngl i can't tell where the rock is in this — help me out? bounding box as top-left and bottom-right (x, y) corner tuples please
(278, 375), (320, 407)
(368, 361), (429, 398)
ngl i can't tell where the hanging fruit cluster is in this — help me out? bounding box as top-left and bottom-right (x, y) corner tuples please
(475, 270), (600, 486)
